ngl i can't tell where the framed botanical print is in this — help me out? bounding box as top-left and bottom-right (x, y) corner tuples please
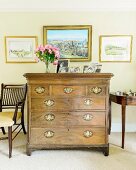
(99, 35), (133, 62)
(5, 36), (38, 63)
(43, 25), (92, 62)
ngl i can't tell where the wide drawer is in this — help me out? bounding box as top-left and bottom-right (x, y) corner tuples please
(31, 111), (105, 127)
(51, 85), (86, 96)
(30, 127), (105, 145)
(31, 85), (49, 97)
(31, 97), (106, 111)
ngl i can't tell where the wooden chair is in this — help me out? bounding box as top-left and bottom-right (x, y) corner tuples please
(0, 83), (27, 158)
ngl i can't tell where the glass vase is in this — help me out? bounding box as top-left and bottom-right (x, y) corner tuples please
(45, 61), (50, 73)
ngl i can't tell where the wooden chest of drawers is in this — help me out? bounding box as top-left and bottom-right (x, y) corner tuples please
(24, 73), (113, 156)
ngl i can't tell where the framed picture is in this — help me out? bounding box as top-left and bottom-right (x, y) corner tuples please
(57, 59), (69, 73)
(99, 35), (133, 62)
(43, 25), (92, 62)
(58, 67), (69, 73)
(83, 65), (96, 73)
(5, 36), (38, 63)
(58, 59), (69, 67)
(69, 66), (81, 73)
(95, 64), (102, 73)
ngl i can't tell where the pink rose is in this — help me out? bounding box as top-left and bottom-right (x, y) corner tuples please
(34, 56), (40, 62)
(39, 45), (45, 52)
(53, 60), (58, 65)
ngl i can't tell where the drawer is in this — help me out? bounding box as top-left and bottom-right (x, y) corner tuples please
(31, 98), (71, 111)
(68, 112), (105, 126)
(30, 127), (105, 145)
(68, 127), (106, 145)
(31, 97), (106, 111)
(31, 111), (105, 127)
(30, 128), (69, 145)
(51, 85), (86, 96)
(87, 85), (106, 96)
(72, 97), (106, 110)
(31, 111), (67, 127)
(31, 85), (49, 97)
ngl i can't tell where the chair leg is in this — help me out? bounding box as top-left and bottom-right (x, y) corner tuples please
(22, 123), (26, 134)
(21, 115), (26, 134)
(1, 127), (6, 134)
(8, 126), (12, 158)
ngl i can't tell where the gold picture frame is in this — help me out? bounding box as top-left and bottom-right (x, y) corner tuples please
(43, 25), (92, 62)
(5, 36), (38, 63)
(99, 35), (133, 62)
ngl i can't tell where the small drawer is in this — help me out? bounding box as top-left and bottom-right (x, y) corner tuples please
(31, 85), (49, 97)
(31, 98), (71, 111)
(68, 112), (105, 126)
(71, 97), (106, 110)
(51, 85), (86, 96)
(87, 86), (106, 96)
(31, 111), (67, 127)
(68, 127), (106, 145)
(30, 128), (69, 145)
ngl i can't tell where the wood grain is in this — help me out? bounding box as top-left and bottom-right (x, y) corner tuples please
(24, 73), (113, 156)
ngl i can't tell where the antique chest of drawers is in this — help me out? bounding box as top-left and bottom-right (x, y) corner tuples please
(24, 73), (113, 156)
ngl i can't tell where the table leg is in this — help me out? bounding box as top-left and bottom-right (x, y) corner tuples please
(122, 105), (126, 149)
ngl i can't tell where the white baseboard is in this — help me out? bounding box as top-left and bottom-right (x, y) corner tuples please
(111, 123), (136, 132)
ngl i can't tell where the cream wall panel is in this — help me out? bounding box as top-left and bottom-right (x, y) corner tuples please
(0, 11), (136, 131)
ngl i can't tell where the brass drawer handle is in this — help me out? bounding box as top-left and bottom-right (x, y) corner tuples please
(83, 130), (93, 138)
(90, 87), (102, 94)
(35, 87), (45, 94)
(45, 114), (55, 121)
(44, 130), (54, 138)
(64, 87), (73, 94)
(84, 99), (92, 106)
(83, 114), (93, 121)
(44, 99), (54, 107)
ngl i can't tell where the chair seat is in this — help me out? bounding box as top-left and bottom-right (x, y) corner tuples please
(0, 112), (22, 127)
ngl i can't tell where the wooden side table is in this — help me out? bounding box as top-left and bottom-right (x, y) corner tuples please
(109, 93), (136, 149)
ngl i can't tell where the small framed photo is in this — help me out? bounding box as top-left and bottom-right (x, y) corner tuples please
(95, 64), (102, 73)
(57, 59), (69, 73)
(83, 65), (95, 73)
(58, 67), (69, 73)
(99, 35), (133, 62)
(58, 59), (69, 67)
(69, 66), (81, 73)
(5, 36), (38, 63)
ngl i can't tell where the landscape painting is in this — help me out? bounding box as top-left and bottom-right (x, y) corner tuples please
(99, 35), (132, 62)
(5, 36), (38, 63)
(43, 25), (92, 61)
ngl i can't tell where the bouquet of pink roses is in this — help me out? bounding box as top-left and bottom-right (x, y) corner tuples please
(35, 44), (60, 65)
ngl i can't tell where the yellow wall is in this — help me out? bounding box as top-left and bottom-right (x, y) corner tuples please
(0, 11), (136, 131)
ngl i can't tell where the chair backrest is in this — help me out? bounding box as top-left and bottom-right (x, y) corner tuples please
(0, 84), (27, 110)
